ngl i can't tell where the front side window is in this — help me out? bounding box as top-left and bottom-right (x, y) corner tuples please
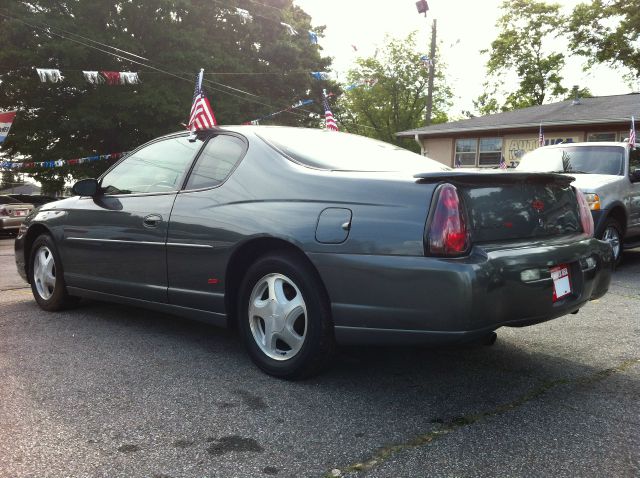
(101, 137), (201, 195)
(185, 135), (246, 189)
(478, 138), (503, 166)
(629, 147), (640, 175)
(455, 139), (477, 167)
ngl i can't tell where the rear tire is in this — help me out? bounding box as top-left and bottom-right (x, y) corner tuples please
(238, 251), (335, 379)
(600, 218), (623, 266)
(29, 234), (78, 311)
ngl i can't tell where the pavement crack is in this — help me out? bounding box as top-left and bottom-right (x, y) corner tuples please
(325, 358), (640, 477)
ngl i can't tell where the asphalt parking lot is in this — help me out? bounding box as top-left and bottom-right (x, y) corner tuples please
(0, 236), (638, 478)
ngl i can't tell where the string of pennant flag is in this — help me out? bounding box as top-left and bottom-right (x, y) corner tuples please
(36, 68), (141, 84)
(0, 152), (126, 170)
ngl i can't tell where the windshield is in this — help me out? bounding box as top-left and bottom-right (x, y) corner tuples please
(257, 127), (450, 172)
(517, 145), (625, 175)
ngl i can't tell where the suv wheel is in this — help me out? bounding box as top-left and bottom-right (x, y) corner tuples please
(600, 218), (622, 265)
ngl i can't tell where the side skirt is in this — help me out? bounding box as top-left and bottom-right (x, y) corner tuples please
(66, 286), (228, 328)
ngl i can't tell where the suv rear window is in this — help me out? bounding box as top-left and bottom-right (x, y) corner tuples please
(517, 145), (625, 175)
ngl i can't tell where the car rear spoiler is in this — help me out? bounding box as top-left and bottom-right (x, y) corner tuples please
(413, 171), (575, 185)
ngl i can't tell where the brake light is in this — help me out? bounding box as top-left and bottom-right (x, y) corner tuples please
(575, 188), (594, 237)
(0, 207), (8, 216)
(425, 183), (470, 256)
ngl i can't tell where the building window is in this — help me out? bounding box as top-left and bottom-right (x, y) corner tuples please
(455, 139), (477, 167)
(478, 138), (503, 166)
(455, 138), (503, 167)
(587, 132), (617, 142)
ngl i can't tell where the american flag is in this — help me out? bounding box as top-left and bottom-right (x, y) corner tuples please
(538, 124), (545, 147)
(188, 69), (217, 131)
(322, 89), (338, 131)
(499, 155), (507, 169)
(454, 156), (462, 168)
(629, 116), (636, 146)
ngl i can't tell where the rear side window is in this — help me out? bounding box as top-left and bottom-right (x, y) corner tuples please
(185, 135), (246, 189)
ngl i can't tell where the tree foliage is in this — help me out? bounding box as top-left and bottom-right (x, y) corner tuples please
(475, 0), (567, 115)
(568, 0), (640, 78)
(338, 32), (452, 151)
(0, 0), (334, 192)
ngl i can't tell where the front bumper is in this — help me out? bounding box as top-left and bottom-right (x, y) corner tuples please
(309, 235), (613, 345)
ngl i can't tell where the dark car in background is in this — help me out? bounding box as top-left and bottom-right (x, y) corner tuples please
(8, 194), (62, 206)
(14, 127), (613, 378)
(0, 195), (34, 234)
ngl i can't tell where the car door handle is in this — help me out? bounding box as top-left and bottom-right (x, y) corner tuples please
(143, 214), (163, 228)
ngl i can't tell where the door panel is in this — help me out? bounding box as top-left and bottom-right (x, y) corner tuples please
(62, 194), (175, 302)
(61, 134), (205, 302)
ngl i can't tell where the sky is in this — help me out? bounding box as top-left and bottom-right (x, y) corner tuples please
(294, 0), (636, 118)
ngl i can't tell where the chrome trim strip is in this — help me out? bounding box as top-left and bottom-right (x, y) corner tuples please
(66, 237), (164, 246)
(166, 242), (213, 249)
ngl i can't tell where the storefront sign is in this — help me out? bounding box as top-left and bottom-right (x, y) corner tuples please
(506, 136), (580, 167)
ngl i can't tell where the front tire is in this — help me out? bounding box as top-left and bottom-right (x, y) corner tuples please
(238, 251), (335, 379)
(600, 218), (623, 266)
(29, 234), (77, 311)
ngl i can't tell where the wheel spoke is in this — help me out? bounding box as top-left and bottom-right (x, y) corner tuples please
(278, 326), (304, 354)
(283, 294), (305, 326)
(249, 298), (269, 319)
(262, 317), (277, 351)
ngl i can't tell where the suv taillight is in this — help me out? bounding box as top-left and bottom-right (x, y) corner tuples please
(575, 188), (594, 237)
(425, 183), (470, 256)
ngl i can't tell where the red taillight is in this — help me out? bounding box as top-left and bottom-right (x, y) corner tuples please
(426, 183), (470, 256)
(575, 188), (594, 237)
(0, 207), (8, 216)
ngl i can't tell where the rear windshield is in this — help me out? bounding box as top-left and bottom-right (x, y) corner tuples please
(517, 145), (625, 175)
(257, 127), (450, 172)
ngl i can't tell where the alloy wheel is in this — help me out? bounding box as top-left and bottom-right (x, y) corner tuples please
(248, 273), (307, 361)
(33, 245), (56, 300)
(602, 226), (621, 260)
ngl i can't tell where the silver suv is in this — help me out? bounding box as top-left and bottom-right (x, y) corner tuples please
(517, 142), (640, 264)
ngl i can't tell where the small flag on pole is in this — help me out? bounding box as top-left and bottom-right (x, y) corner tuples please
(629, 116), (636, 146)
(499, 155), (507, 169)
(188, 69), (217, 132)
(322, 89), (338, 131)
(0, 111), (17, 144)
(538, 124), (545, 147)
(454, 156), (462, 168)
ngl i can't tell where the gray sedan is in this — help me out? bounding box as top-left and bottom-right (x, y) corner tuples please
(15, 127), (613, 378)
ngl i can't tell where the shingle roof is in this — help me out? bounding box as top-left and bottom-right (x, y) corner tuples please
(397, 93), (640, 137)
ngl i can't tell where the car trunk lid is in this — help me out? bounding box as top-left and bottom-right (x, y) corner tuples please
(415, 172), (582, 243)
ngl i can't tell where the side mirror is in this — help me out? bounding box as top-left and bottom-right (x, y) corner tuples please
(72, 178), (101, 196)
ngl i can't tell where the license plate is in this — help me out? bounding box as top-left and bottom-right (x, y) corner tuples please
(13, 210), (27, 217)
(550, 264), (571, 302)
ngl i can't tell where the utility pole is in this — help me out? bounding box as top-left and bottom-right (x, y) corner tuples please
(425, 18), (437, 126)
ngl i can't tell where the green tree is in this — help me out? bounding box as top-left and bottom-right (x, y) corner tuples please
(0, 0), (334, 193)
(338, 32), (452, 151)
(475, 0), (568, 115)
(568, 0), (640, 79)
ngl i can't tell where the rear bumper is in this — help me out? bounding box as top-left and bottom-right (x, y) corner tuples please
(308, 235), (613, 345)
(0, 216), (25, 231)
